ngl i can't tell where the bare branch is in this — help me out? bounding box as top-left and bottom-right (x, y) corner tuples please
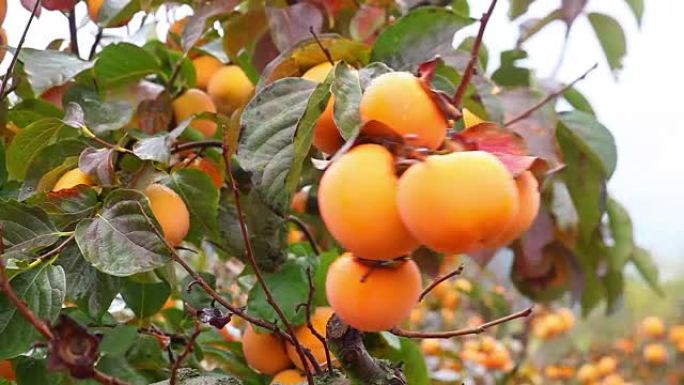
(503, 63), (598, 127)
(390, 306), (533, 339)
(89, 28), (104, 61)
(68, 9), (80, 57)
(0, 0), (41, 99)
(288, 215), (321, 255)
(171, 140), (224, 154)
(169, 305), (203, 385)
(302, 267), (333, 372)
(32, 234), (76, 264)
(419, 264), (464, 302)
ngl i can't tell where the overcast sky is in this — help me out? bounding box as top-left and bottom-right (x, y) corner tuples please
(4, 1), (683, 277)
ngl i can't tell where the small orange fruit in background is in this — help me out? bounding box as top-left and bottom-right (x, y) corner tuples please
(0, 360), (15, 381)
(420, 339), (441, 356)
(325, 254), (421, 332)
(487, 170), (540, 248)
(602, 374), (625, 385)
(577, 363), (599, 384)
(301, 62), (344, 154)
(144, 184), (190, 247)
(207, 65), (254, 115)
(596, 356), (618, 376)
(242, 325), (292, 375)
(172, 88), (218, 138)
(669, 325), (684, 343)
(318, 144), (419, 260)
(643, 343), (668, 365)
(53, 168), (95, 192)
(286, 307), (334, 370)
(640, 316), (666, 338)
(193, 56), (223, 90)
(360, 71), (448, 149)
(0, 28), (8, 63)
(397, 151), (518, 254)
(270, 369), (306, 385)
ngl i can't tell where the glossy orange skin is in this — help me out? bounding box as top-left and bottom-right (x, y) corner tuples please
(397, 151), (518, 254)
(360, 71), (447, 149)
(193, 56), (223, 90)
(207, 65), (254, 115)
(174, 156), (224, 188)
(270, 369), (306, 385)
(0, 28), (6, 63)
(318, 144), (419, 260)
(487, 171), (540, 248)
(302, 62), (344, 154)
(172, 88), (218, 138)
(144, 184), (190, 247)
(0, 360), (14, 381)
(286, 307), (334, 370)
(52, 168), (95, 191)
(326, 254), (421, 332)
(643, 343), (668, 365)
(669, 325), (684, 343)
(0, 0), (6, 26)
(242, 325), (292, 375)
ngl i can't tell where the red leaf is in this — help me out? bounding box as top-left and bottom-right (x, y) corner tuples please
(41, 0), (77, 11)
(491, 152), (539, 176)
(20, 0), (42, 16)
(456, 122), (527, 155)
(266, 3), (324, 52)
(349, 5), (386, 44)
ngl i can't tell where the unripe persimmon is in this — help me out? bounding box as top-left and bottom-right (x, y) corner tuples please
(302, 62), (344, 154)
(360, 71), (447, 149)
(0, 360), (14, 381)
(641, 316), (666, 338)
(242, 325), (292, 375)
(144, 184), (190, 247)
(172, 88), (218, 138)
(193, 56), (223, 90)
(270, 369), (306, 385)
(397, 151), (518, 254)
(487, 171), (540, 248)
(643, 343), (668, 365)
(286, 307), (334, 370)
(318, 144), (418, 260)
(325, 254), (421, 332)
(207, 65), (254, 115)
(53, 168), (95, 191)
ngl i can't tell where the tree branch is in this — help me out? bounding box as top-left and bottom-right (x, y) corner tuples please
(301, 267), (332, 372)
(309, 26), (334, 66)
(169, 306), (202, 385)
(452, 0), (499, 108)
(288, 215), (321, 255)
(390, 306), (533, 339)
(418, 264), (464, 302)
(171, 140), (224, 154)
(0, 0), (41, 99)
(503, 63), (598, 127)
(89, 27), (104, 61)
(68, 9), (80, 57)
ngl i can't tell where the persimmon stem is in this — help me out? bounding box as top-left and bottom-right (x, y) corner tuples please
(171, 140), (224, 154)
(309, 26), (334, 66)
(418, 264), (464, 301)
(303, 267), (333, 372)
(390, 306), (533, 338)
(221, 126), (321, 382)
(0, 0), (40, 99)
(452, 0), (499, 108)
(288, 215), (321, 255)
(169, 305), (202, 385)
(68, 9), (80, 56)
(503, 63), (598, 127)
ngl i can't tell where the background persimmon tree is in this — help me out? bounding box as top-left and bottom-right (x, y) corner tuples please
(0, 0), (661, 384)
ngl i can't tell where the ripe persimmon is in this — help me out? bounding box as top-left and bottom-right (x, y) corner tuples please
(242, 325), (292, 375)
(325, 254), (421, 332)
(360, 71), (448, 149)
(597, 356), (618, 376)
(0, 28), (7, 63)
(207, 65), (254, 115)
(641, 316), (666, 338)
(397, 151), (518, 254)
(302, 62), (344, 154)
(487, 171), (540, 248)
(87, 0), (131, 26)
(172, 88), (218, 138)
(0, 0), (6, 26)
(144, 184), (190, 247)
(318, 144), (419, 260)
(174, 155), (223, 188)
(643, 343), (668, 365)
(577, 363), (599, 384)
(0, 360), (14, 381)
(270, 369), (305, 385)
(53, 168), (95, 191)
(193, 56), (223, 90)
(286, 307), (334, 370)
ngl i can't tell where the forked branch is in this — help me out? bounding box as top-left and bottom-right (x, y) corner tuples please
(419, 264), (464, 301)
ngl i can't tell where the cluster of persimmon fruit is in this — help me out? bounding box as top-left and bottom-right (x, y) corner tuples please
(531, 307), (576, 340)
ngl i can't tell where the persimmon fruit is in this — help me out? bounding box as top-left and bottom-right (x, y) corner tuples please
(144, 184), (190, 247)
(643, 343), (668, 365)
(318, 144), (419, 260)
(0, 28), (6, 63)
(487, 171), (540, 248)
(207, 65), (254, 115)
(397, 151), (518, 254)
(42, 0), (77, 11)
(87, 0), (131, 26)
(577, 363), (599, 384)
(641, 316), (666, 338)
(242, 325), (292, 375)
(301, 62), (344, 154)
(360, 71), (448, 149)
(174, 156), (223, 188)
(270, 369), (305, 385)
(192, 56), (223, 90)
(0, 360), (14, 381)
(172, 88), (218, 138)
(597, 356), (618, 376)
(0, 0), (6, 26)
(286, 307), (334, 370)
(52, 168), (95, 191)
(325, 254), (421, 332)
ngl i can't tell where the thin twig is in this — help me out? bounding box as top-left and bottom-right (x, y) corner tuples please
(32, 234), (76, 264)
(68, 9), (80, 57)
(91, 370), (132, 385)
(0, 0), (41, 99)
(309, 26), (334, 65)
(169, 306), (202, 385)
(89, 28), (104, 60)
(302, 267), (333, 372)
(452, 0), (499, 108)
(503, 63), (598, 127)
(418, 265), (464, 302)
(167, 51), (189, 90)
(171, 140), (223, 154)
(390, 306), (533, 339)
(221, 125), (320, 383)
(288, 215), (321, 255)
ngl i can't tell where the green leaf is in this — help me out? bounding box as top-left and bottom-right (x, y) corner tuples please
(57, 243), (121, 320)
(631, 247), (664, 296)
(161, 168), (219, 244)
(372, 337), (429, 385)
(94, 43), (161, 90)
(0, 264), (66, 359)
(516, 9), (563, 45)
(563, 87), (595, 116)
(19, 139), (88, 200)
(371, 7), (472, 71)
(452, 0), (469, 16)
(0, 142), (6, 188)
(121, 278), (171, 318)
(624, 0), (644, 25)
(558, 111), (617, 178)
(606, 198), (634, 271)
(6, 118), (79, 179)
(492, 49), (530, 87)
(247, 258), (310, 328)
(96, 355), (150, 385)
(238, 78), (316, 214)
(17, 48), (94, 95)
(14, 355), (92, 385)
(313, 251), (338, 306)
(181, 273), (218, 310)
(151, 374), (243, 385)
(28, 186), (99, 231)
(509, 0), (534, 19)
(8, 99), (63, 128)
(64, 85), (135, 134)
(125, 334), (168, 371)
(603, 269), (624, 314)
(587, 13), (627, 73)
(75, 189), (171, 277)
(131, 119), (190, 164)
(96, 0), (141, 28)
(332, 63), (362, 140)
(0, 200), (60, 260)
(99, 324), (139, 356)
